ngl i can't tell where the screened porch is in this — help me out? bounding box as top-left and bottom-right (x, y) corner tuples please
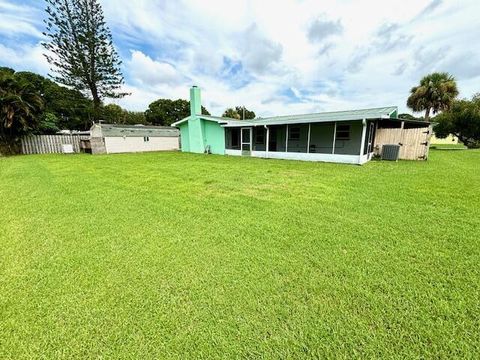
(224, 120), (376, 163)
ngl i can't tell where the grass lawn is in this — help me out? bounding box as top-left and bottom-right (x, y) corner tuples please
(1, 150), (479, 358)
(430, 143), (467, 150)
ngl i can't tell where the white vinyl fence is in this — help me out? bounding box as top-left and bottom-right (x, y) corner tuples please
(21, 135), (88, 155)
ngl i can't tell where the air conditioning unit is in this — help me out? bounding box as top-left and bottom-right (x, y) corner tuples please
(381, 144), (400, 161)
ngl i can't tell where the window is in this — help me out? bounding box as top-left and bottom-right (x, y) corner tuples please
(255, 129), (265, 144)
(144, 136), (150, 142)
(288, 127), (300, 141)
(336, 125), (350, 140)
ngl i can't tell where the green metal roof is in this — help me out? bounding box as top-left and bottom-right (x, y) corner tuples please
(222, 106), (398, 127)
(172, 106), (399, 127)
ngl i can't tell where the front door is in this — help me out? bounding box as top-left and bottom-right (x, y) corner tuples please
(241, 127), (252, 155)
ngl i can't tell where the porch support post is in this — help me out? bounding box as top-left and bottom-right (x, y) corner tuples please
(359, 118), (367, 164)
(332, 122), (337, 154)
(285, 124), (289, 152)
(265, 125), (269, 158)
(307, 123), (311, 153)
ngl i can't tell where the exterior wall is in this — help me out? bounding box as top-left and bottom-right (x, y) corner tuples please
(179, 123), (190, 152)
(187, 117), (205, 153)
(90, 124), (103, 138)
(90, 137), (107, 154)
(225, 149), (362, 164)
(203, 120), (225, 154)
(430, 133), (459, 145)
(104, 136), (179, 154)
(180, 119), (225, 154)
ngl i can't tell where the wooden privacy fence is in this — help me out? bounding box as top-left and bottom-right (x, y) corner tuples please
(374, 125), (432, 160)
(21, 135), (89, 155)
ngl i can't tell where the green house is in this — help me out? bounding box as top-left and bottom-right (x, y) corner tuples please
(172, 86), (431, 164)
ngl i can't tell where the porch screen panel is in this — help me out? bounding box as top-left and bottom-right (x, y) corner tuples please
(334, 121), (363, 155)
(309, 123), (335, 153)
(268, 125), (287, 152)
(225, 128), (241, 150)
(253, 127), (266, 151)
(286, 124), (309, 153)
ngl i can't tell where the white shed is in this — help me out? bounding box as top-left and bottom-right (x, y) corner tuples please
(89, 123), (179, 154)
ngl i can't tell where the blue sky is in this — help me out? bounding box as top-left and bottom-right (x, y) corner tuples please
(1, 0), (480, 117)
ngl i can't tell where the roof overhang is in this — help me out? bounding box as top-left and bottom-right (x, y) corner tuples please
(221, 117), (369, 127)
(382, 117), (431, 125)
(171, 115), (238, 127)
(171, 116), (190, 127)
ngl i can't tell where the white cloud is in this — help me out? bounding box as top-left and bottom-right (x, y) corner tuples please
(1, 0), (480, 117)
(0, 43), (49, 74)
(236, 23), (283, 75)
(127, 50), (185, 86)
(0, 0), (43, 37)
(307, 17), (343, 44)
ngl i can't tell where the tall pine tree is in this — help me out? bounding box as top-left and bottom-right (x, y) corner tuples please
(42, 0), (127, 119)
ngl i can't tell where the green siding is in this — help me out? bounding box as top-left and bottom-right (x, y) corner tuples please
(190, 87), (201, 116)
(179, 123), (190, 152)
(178, 119), (225, 154)
(188, 116), (205, 153)
(203, 121), (225, 154)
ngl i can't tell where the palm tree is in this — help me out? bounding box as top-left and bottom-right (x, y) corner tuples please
(407, 72), (458, 121)
(0, 74), (44, 154)
(222, 108), (241, 119)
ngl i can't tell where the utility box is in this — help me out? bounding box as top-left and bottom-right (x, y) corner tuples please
(62, 144), (74, 154)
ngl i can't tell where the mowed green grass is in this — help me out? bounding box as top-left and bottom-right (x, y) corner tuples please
(1, 150), (479, 358)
